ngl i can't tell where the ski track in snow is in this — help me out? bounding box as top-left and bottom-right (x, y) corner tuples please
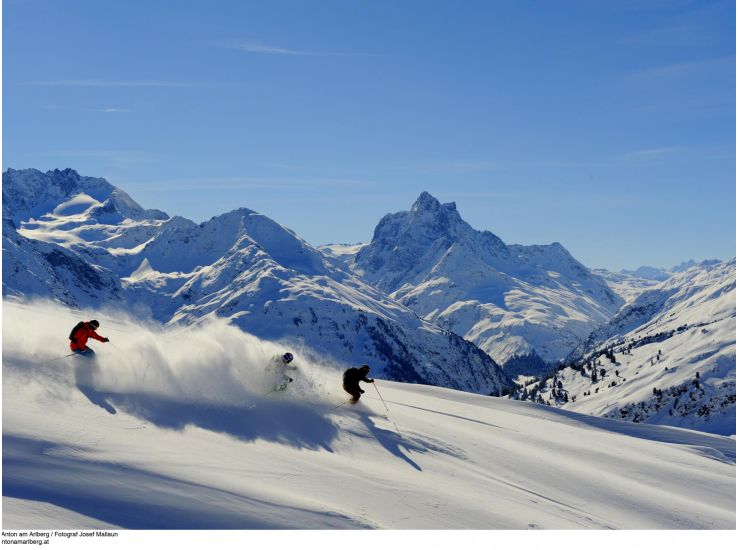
(2, 301), (735, 529)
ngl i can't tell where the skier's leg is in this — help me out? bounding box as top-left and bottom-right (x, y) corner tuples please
(343, 383), (353, 399)
(275, 375), (291, 392)
(344, 385), (361, 404)
(73, 348), (95, 359)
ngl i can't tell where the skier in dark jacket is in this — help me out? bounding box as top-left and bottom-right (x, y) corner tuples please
(343, 364), (374, 404)
(69, 320), (109, 356)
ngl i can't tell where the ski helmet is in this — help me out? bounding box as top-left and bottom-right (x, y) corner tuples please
(89, 320), (100, 329)
(283, 352), (294, 363)
(360, 364), (370, 372)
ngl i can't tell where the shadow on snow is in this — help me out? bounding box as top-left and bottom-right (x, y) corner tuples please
(2, 435), (369, 529)
(73, 362), (339, 452)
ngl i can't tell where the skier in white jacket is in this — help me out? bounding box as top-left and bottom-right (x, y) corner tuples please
(268, 352), (297, 392)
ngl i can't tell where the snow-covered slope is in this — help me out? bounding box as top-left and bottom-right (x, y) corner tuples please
(318, 242), (367, 262)
(2, 169), (509, 395)
(622, 265), (672, 282)
(3, 301), (734, 529)
(3, 219), (124, 309)
(591, 268), (663, 304)
(516, 261), (736, 435)
(350, 192), (623, 373)
(575, 260), (735, 357)
(594, 259), (726, 304)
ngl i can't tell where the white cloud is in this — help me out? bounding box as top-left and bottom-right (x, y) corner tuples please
(419, 160), (498, 174)
(222, 40), (370, 57)
(387, 160), (498, 175)
(622, 147), (684, 161)
(43, 105), (133, 113)
(25, 150), (156, 168)
(30, 80), (210, 88)
(625, 56), (734, 81)
(118, 176), (376, 192)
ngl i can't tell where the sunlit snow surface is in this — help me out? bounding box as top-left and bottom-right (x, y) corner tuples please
(3, 301), (734, 529)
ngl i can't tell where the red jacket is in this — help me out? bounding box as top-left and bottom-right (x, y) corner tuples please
(70, 323), (106, 351)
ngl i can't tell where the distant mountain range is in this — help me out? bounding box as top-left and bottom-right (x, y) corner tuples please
(3, 168), (734, 431)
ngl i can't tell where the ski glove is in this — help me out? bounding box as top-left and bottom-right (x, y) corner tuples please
(103, 337), (110, 342)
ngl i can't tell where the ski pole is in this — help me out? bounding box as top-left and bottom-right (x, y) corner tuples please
(373, 382), (402, 436)
(262, 383), (287, 398)
(332, 398), (351, 410)
(42, 353), (77, 365)
(373, 382), (392, 413)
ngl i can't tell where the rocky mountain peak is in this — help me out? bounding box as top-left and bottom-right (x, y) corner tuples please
(49, 168), (83, 193)
(410, 191), (460, 222)
(411, 191), (442, 212)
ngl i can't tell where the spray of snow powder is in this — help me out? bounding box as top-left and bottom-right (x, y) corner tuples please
(2, 299), (352, 414)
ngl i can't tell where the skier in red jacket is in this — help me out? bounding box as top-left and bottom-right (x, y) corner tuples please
(69, 320), (109, 356)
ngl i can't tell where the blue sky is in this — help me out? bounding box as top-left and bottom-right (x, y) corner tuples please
(3, 0), (735, 270)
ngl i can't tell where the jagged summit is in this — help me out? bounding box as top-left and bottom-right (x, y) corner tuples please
(412, 191), (439, 211)
(409, 191), (464, 229)
(411, 191), (458, 214)
(358, 192), (503, 288)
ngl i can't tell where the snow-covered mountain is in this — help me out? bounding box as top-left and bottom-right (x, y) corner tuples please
(2, 301), (734, 529)
(2, 167), (167, 226)
(2, 168), (164, 308)
(515, 260), (736, 435)
(2, 169), (509, 395)
(345, 192), (623, 374)
(593, 259), (726, 304)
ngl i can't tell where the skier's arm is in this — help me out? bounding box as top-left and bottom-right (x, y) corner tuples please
(89, 330), (109, 343)
(361, 376), (374, 383)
